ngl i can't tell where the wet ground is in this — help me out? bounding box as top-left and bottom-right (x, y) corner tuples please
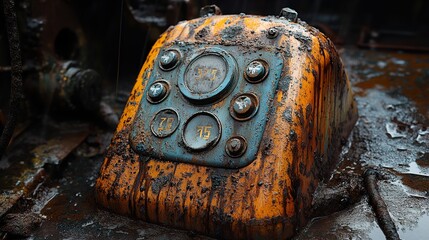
(296, 48), (429, 239)
(1, 47), (429, 239)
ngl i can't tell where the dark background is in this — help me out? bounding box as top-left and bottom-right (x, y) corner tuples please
(1, 0), (429, 118)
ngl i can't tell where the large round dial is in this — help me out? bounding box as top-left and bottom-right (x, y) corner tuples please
(178, 48), (237, 104)
(184, 54), (227, 94)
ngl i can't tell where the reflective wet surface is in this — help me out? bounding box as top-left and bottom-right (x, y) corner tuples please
(296, 48), (429, 239)
(1, 47), (429, 239)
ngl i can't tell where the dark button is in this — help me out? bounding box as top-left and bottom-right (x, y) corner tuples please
(225, 136), (247, 157)
(150, 109), (179, 138)
(230, 93), (259, 121)
(147, 81), (169, 103)
(182, 112), (221, 151)
(159, 50), (180, 70)
(245, 60), (269, 83)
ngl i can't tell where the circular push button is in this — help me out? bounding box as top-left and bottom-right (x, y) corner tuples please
(244, 60), (269, 83)
(230, 93), (259, 121)
(151, 109), (179, 138)
(183, 112), (221, 151)
(159, 50), (180, 71)
(147, 80), (169, 103)
(225, 136), (247, 158)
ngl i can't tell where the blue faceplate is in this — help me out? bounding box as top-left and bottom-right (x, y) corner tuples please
(129, 44), (284, 169)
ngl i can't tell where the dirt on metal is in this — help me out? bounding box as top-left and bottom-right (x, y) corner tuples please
(295, 48), (429, 240)
(1, 12), (429, 240)
(95, 13), (357, 240)
(1, 47), (428, 239)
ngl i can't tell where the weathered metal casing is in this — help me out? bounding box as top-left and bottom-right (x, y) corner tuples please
(96, 14), (357, 239)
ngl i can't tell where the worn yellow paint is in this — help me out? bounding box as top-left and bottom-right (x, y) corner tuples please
(96, 14), (358, 240)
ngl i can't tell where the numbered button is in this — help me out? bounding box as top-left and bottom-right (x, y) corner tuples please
(151, 109), (179, 138)
(159, 50), (180, 71)
(183, 112), (221, 151)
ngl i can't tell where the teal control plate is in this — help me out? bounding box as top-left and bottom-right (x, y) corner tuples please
(130, 45), (284, 169)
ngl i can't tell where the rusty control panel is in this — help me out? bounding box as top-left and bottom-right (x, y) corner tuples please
(130, 45), (283, 168)
(96, 6), (358, 239)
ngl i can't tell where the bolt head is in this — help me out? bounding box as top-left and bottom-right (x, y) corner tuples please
(245, 60), (267, 82)
(159, 50), (179, 70)
(233, 96), (253, 116)
(148, 82), (168, 102)
(230, 93), (259, 121)
(267, 27), (279, 39)
(226, 136), (247, 157)
(228, 138), (241, 150)
(279, 7), (298, 22)
(200, 5), (222, 17)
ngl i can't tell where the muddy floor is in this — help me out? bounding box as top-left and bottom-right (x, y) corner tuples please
(295, 48), (429, 239)
(1, 47), (429, 239)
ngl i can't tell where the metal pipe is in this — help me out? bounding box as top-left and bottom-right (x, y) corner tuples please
(364, 168), (400, 240)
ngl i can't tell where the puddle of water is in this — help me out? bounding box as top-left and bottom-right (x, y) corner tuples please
(416, 152), (429, 167)
(294, 48), (429, 240)
(388, 163), (429, 195)
(367, 221), (387, 240)
(398, 213), (429, 240)
(388, 155), (429, 195)
(351, 51), (429, 122)
(399, 173), (429, 193)
(407, 161), (429, 176)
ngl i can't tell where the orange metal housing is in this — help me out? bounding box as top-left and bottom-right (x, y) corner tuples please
(95, 14), (357, 239)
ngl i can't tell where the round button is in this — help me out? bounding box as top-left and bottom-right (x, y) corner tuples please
(244, 60), (269, 83)
(230, 93), (259, 121)
(182, 112), (221, 151)
(225, 136), (247, 157)
(159, 50), (180, 70)
(150, 109), (179, 138)
(147, 80), (169, 103)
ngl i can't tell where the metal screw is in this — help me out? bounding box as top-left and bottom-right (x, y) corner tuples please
(159, 50), (179, 70)
(279, 7), (298, 22)
(267, 27), (279, 39)
(200, 5), (222, 17)
(226, 137), (247, 157)
(245, 60), (267, 82)
(233, 95), (255, 117)
(148, 82), (168, 102)
(230, 93), (259, 121)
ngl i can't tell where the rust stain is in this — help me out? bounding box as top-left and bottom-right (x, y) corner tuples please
(95, 14), (357, 239)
